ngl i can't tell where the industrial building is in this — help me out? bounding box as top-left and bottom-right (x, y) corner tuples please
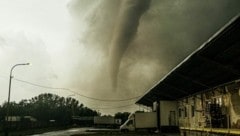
(136, 14), (240, 135)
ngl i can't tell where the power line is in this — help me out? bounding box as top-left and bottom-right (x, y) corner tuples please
(89, 104), (136, 110)
(13, 78), (143, 102)
(0, 74), (140, 110)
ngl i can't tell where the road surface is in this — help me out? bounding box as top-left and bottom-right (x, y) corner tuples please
(29, 127), (180, 136)
(30, 127), (94, 136)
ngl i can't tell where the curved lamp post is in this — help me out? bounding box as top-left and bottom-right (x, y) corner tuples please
(5, 63), (30, 135)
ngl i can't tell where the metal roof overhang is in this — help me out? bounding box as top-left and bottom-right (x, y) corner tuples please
(136, 14), (240, 107)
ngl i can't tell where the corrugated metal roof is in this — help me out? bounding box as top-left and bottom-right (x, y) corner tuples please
(136, 14), (240, 106)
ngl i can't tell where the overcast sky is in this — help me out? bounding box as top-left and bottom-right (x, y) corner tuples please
(0, 0), (70, 102)
(0, 0), (240, 115)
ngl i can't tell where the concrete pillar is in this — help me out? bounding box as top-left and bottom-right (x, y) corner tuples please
(157, 101), (161, 133)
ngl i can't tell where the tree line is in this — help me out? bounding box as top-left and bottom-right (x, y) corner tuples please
(0, 93), (131, 134)
(0, 93), (100, 128)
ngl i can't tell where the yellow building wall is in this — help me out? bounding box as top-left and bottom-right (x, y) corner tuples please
(178, 81), (240, 135)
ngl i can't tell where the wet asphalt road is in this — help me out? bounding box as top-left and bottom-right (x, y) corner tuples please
(29, 127), (180, 136)
(29, 127), (94, 136)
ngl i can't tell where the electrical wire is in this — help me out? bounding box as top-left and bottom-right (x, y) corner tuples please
(0, 74), (140, 110)
(89, 104), (136, 109)
(13, 78), (143, 102)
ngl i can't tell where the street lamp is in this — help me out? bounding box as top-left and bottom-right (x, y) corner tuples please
(5, 63), (30, 135)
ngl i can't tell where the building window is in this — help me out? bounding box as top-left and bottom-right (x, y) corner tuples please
(184, 107), (187, 117)
(191, 105), (195, 117)
(178, 108), (182, 118)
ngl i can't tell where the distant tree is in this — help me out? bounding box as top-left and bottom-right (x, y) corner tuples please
(0, 93), (100, 127)
(0, 104), (4, 121)
(114, 112), (130, 124)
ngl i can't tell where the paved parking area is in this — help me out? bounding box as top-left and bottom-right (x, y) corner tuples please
(73, 132), (180, 136)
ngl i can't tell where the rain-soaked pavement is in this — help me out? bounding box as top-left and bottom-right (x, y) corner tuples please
(29, 127), (180, 136)
(29, 127), (95, 136)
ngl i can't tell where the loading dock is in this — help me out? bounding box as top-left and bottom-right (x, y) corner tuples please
(136, 14), (240, 135)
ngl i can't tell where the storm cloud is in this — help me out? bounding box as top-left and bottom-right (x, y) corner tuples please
(66, 0), (240, 113)
(0, 0), (239, 115)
